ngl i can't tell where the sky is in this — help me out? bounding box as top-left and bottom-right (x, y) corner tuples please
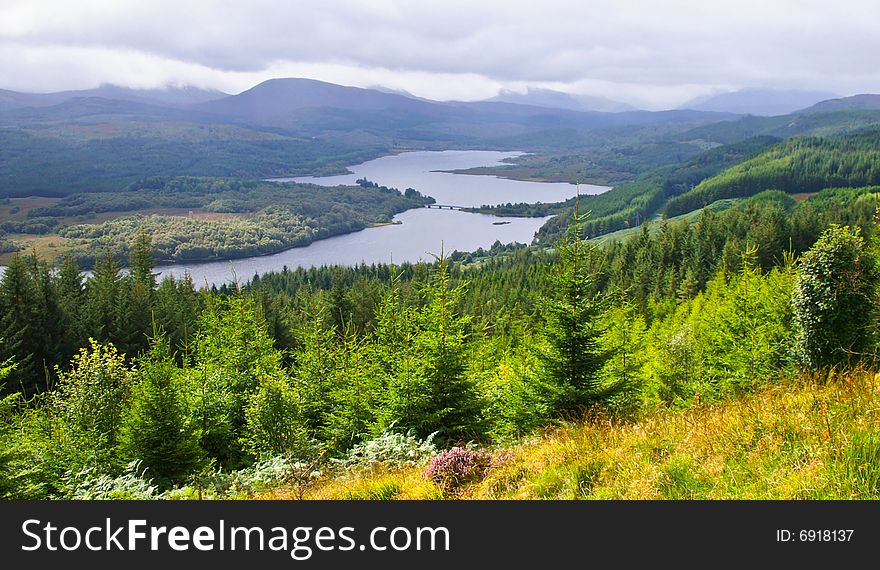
(1, 0), (879, 109)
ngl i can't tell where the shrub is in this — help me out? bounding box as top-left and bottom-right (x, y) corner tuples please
(423, 447), (493, 491)
(339, 429), (437, 471)
(57, 461), (160, 500)
(792, 225), (878, 369)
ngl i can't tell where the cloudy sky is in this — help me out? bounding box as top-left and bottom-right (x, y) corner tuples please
(1, 0), (879, 109)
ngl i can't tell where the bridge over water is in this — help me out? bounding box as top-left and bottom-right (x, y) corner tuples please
(425, 204), (466, 211)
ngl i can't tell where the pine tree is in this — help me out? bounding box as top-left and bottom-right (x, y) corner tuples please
(86, 254), (122, 345)
(323, 322), (379, 447)
(385, 251), (485, 442)
(539, 193), (616, 417)
(0, 255), (40, 395)
(28, 253), (64, 376)
(119, 332), (204, 487)
(291, 294), (336, 434)
(129, 229), (157, 291)
(193, 293), (284, 467)
(243, 372), (309, 458)
(155, 273), (201, 361)
(329, 270), (353, 332)
(56, 256), (88, 363)
(117, 231), (157, 356)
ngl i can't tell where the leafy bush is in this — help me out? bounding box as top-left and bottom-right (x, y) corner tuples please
(338, 429), (437, 471)
(792, 225), (878, 369)
(57, 461), (160, 500)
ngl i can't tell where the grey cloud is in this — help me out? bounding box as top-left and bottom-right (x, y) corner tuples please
(2, 0), (880, 104)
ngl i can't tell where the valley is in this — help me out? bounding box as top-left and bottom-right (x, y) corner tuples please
(4, 75), (880, 506)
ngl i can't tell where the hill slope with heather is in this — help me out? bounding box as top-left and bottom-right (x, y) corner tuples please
(266, 371), (879, 500)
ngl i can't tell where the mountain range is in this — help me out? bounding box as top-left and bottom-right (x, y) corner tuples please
(0, 84), (227, 110)
(2, 79), (872, 119)
(2, 77), (880, 198)
(679, 88), (839, 116)
(484, 87), (637, 113)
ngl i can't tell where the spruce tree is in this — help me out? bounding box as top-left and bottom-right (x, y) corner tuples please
(0, 255), (40, 395)
(194, 294), (284, 467)
(243, 372), (309, 458)
(155, 273), (201, 360)
(385, 252), (485, 442)
(120, 332), (204, 487)
(539, 195), (616, 417)
(56, 256), (88, 362)
(129, 229), (157, 290)
(28, 253), (64, 376)
(118, 230), (157, 356)
(323, 322), (379, 447)
(291, 294), (336, 434)
(86, 254), (122, 345)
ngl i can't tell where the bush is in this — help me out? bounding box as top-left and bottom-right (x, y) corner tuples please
(339, 429), (437, 471)
(423, 447), (493, 491)
(57, 461), (160, 500)
(792, 225), (878, 369)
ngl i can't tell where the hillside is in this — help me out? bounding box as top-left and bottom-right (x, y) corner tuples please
(0, 84), (227, 111)
(675, 109), (880, 145)
(268, 371), (879, 500)
(2, 150), (880, 500)
(532, 135), (781, 242)
(664, 130), (880, 216)
(797, 94), (880, 114)
(679, 88), (838, 116)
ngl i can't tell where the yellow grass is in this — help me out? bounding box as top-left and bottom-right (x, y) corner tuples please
(0, 234), (76, 265)
(257, 371), (880, 500)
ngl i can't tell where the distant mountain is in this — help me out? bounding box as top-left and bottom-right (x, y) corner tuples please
(2, 76), (736, 137)
(0, 96), (214, 124)
(0, 84), (227, 110)
(486, 87), (637, 112)
(368, 85), (433, 102)
(796, 94), (880, 114)
(680, 88), (839, 116)
(197, 78), (434, 123)
(0, 76), (744, 198)
(676, 108), (880, 146)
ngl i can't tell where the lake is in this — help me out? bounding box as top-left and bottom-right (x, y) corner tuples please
(152, 150), (610, 287)
(285, 150), (602, 207)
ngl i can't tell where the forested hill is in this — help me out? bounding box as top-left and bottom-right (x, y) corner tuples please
(533, 135), (782, 242)
(533, 128), (880, 244)
(1, 176), (435, 268)
(664, 130), (880, 216)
